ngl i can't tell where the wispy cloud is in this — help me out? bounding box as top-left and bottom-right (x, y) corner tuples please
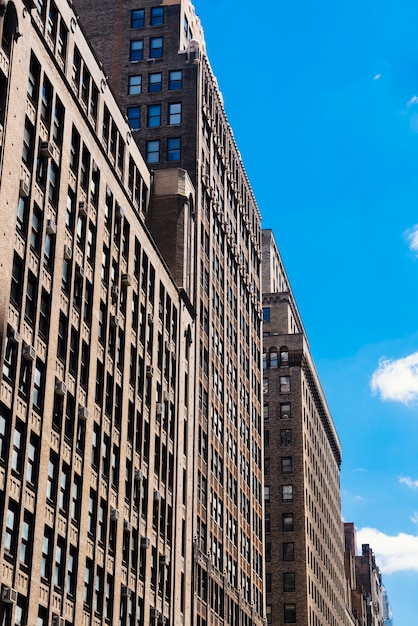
(404, 224), (418, 256)
(411, 513), (418, 524)
(399, 476), (418, 489)
(357, 527), (418, 573)
(407, 95), (418, 107)
(370, 352), (418, 403)
(373, 73), (381, 80)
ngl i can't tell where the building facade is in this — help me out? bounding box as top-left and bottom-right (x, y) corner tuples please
(74, 2), (265, 626)
(262, 229), (349, 626)
(0, 1), (197, 625)
(0, 2), (265, 626)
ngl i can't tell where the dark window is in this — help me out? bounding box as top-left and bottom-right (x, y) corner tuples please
(127, 106), (140, 130)
(150, 6), (164, 25)
(131, 9), (144, 28)
(282, 542), (294, 562)
(280, 429), (292, 446)
(148, 72), (162, 92)
(168, 70), (182, 90)
(149, 37), (163, 59)
(167, 137), (180, 161)
(283, 572), (295, 592)
(147, 104), (161, 127)
(262, 307), (270, 322)
(284, 604), (296, 624)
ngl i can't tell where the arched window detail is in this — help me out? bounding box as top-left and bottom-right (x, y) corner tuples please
(280, 346), (289, 366)
(1, 2), (19, 59)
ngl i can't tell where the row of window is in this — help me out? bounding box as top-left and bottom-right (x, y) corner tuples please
(145, 137), (181, 164)
(263, 347), (289, 368)
(263, 375), (291, 394)
(127, 101), (182, 131)
(127, 69), (182, 95)
(129, 36), (163, 62)
(131, 7), (164, 29)
(264, 484), (294, 504)
(266, 603), (296, 625)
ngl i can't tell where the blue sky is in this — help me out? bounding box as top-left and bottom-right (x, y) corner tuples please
(193, 0), (418, 622)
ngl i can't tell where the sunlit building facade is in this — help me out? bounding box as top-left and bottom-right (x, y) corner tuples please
(262, 229), (348, 626)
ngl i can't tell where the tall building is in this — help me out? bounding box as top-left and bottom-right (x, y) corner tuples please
(74, 3), (265, 626)
(0, 3), (265, 626)
(0, 1), (196, 625)
(382, 587), (393, 626)
(262, 229), (349, 626)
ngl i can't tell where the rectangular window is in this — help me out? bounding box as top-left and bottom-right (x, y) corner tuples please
(131, 9), (144, 28)
(282, 485), (293, 502)
(168, 102), (181, 125)
(280, 375), (291, 392)
(147, 104), (161, 127)
(282, 512), (294, 532)
(262, 307), (270, 322)
(128, 75), (142, 95)
(280, 403), (291, 419)
(283, 572), (295, 592)
(169, 70), (182, 90)
(167, 137), (181, 161)
(149, 37), (163, 59)
(280, 429), (292, 446)
(281, 456), (293, 474)
(150, 6), (164, 25)
(146, 140), (160, 163)
(130, 39), (143, 62)
(282, 542), (294, 562)
(284, 604), (296, 624)
(148, 71), (162, 92)
(127, 106), (140, 130)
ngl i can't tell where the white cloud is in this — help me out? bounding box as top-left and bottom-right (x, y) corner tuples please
(407, 95), (418, 107)
(411, 512), (418, 524)
(373, 73), (381, 80)
(399, 476), (418, 489)
(357, 527), (418, 573)
(405, 224), (418, 256)
(370, 352), (418, 403)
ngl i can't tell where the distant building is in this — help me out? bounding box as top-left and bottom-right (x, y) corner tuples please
(382, 587), (394, 626)
(262, 229), (348, 626)
(344, 523), (388, 626)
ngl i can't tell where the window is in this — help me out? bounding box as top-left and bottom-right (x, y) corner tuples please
(168, 102), (181, 125)
(265, 513), (271, 534)
(280, 347), (289, 365)
(280, 403), (291, 419)
(127, 106), (140, 130)
(284, 604), (296, 624)
(282, 512), (294, 532)
(130, 39), (143, 61)
(270, 350), (278, 368)
(281, 457), (293, 474)
(264, 486), (270, 504)
(20, 512), (33, 567)
(263, 378), (268, 394)
(282, 542), (294, 561)
(148, 71), (162, 92)
(147, 104), (161, 127)
(262, 307), (270, 322)
(128, 75), (142, 95)
(4, 503), (18, 557)
(150, 6), (164, 25)
(280, 429), (292, 446)
(283, 572), (295, 592)
(149, 37), (163, 59)
(11, 421), (24, 475)
(282, 484), (293, 502)
(131, 9), (144, 28)
(146, 140), (160, 163)
(167, 137), (180, 161)
(263, 403), (269, 420)
(266, 604), (272, 626)
(169, 70), (182, 90)
(280, 375), (291, 392)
